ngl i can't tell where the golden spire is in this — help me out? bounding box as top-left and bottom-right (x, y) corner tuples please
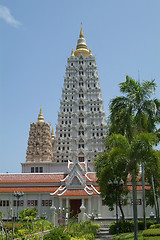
(74, 24), (89, 57)
(79, 23), (84, 38)
(89, 48), (92, 56)
(51, 126), (55, 140)
(37, 106), (44, 123)
(71, 47), (75, 57)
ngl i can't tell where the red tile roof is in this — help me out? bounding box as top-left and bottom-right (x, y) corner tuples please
(127, 185), (151, 191)
(0, 174), (65, 183)
(0, 173), (149, 195)
(86, 173), (98, 182)
(0, 186), (57, 193)
(58, 189), (98, 196)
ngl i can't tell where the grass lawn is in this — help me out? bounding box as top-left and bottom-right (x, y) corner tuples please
(113, 232), (143, 240)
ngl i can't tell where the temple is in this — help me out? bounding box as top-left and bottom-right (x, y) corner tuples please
(0, 26), (157, 224)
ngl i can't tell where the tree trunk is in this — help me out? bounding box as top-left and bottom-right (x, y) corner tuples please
(156, 193), (159, 224)
(142, 163), (146, 229)
(132, 170), (138, 240)
(118, 200), (125, 222)
(151, 175), (159, 223)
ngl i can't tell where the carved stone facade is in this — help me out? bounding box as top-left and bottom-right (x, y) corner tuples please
(26, 109), (54, 164)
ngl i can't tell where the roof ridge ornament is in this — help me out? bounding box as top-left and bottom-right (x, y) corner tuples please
(37, 106), (44, 123)
(89, 47), (92, 56)
(51, 126), (55, 140)
(79, 23), (84, 38)
(71, 47), (75, 57)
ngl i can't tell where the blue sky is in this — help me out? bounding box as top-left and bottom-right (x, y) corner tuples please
(0, 0), (160, 173)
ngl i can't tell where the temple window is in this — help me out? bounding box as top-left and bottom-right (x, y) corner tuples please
(0, 200), (9, 207)
(27, 200), (38, 206)
(78, 157), (84, 162)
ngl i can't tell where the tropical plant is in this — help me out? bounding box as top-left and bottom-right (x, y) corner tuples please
(43, 226), (70, 240)
(108, 76), (160, 238)
(95, 134), (130, 221)
(43, 222), (99, 240)
(95, 132), (159, 222)
(145, 150), (160, 221)
(109, 76), (160, 139)
(19, 207), (38, 221)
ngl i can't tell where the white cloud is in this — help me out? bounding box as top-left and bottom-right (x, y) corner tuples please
(0, 5), (21, 28)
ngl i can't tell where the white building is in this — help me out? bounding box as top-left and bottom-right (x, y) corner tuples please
(0, 26), (158, 224)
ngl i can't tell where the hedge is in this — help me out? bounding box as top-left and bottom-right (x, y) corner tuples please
(43, 227), (70, 240)
(71, 234), (95, 240)
(109, 220), (157, 234)
(143, 237), (160, 240)
(142, 228), (160, 237)
(109, 221), (134, 234)
(149, 224), (160, 229)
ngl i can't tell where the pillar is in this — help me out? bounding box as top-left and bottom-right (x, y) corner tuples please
(66, 198), (69, 221)
(98, 196), (102, 218)
(59, 197), (62, 210)
(50, 197), (57, 225)
(88, 197), (92, 216)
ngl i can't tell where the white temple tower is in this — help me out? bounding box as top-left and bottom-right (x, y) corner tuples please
(53, 26), (106, 170)
(22, 26), (106, 173)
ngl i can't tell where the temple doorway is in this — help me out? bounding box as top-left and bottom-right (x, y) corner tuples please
(70, 199), (82, 218)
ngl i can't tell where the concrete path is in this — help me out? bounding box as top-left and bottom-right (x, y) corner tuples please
(96, 227), (114, 240)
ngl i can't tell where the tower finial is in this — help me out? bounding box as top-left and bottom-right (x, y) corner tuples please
(71, 47), (75, 57)
(74, 24), (89, 57)
(51, 126), (55, 140)
(80, 23), (84, 38)
(37, 106), (44, 123)
(89, 47), (92, 56)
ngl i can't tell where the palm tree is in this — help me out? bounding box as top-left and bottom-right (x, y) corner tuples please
(145, 150), (160, 223)
(95, 132), (159, 240)
(95, 134), (130, 222)
(109, 76), (160, 238)
(109, 76), (160, 138)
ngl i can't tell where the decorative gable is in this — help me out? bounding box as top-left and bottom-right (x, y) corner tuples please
(66, 161), (86, 188)
(70, 176), (81, 186)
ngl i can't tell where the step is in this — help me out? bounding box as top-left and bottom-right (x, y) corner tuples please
(96, 228), (114, 240)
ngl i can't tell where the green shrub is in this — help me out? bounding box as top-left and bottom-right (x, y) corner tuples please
(146, 221), (157, 229)
(137, 221), (144, 230)
(17, 229), (28, 237)
(137, 220), (156, 230)
(68, 221), (99, 238)
(34, 219), (52, 231)
(142, 228), (160, 237)
(109, 222), (116, 234)
(71, 233), (94, 240)
(19, 207), (38, 221)
(109, 221), (134, 234)
(143, 237), (160, 240)
(149, 224), (160, 229)
(109, 220), (157, 234)
(43, 226), (70, 240)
